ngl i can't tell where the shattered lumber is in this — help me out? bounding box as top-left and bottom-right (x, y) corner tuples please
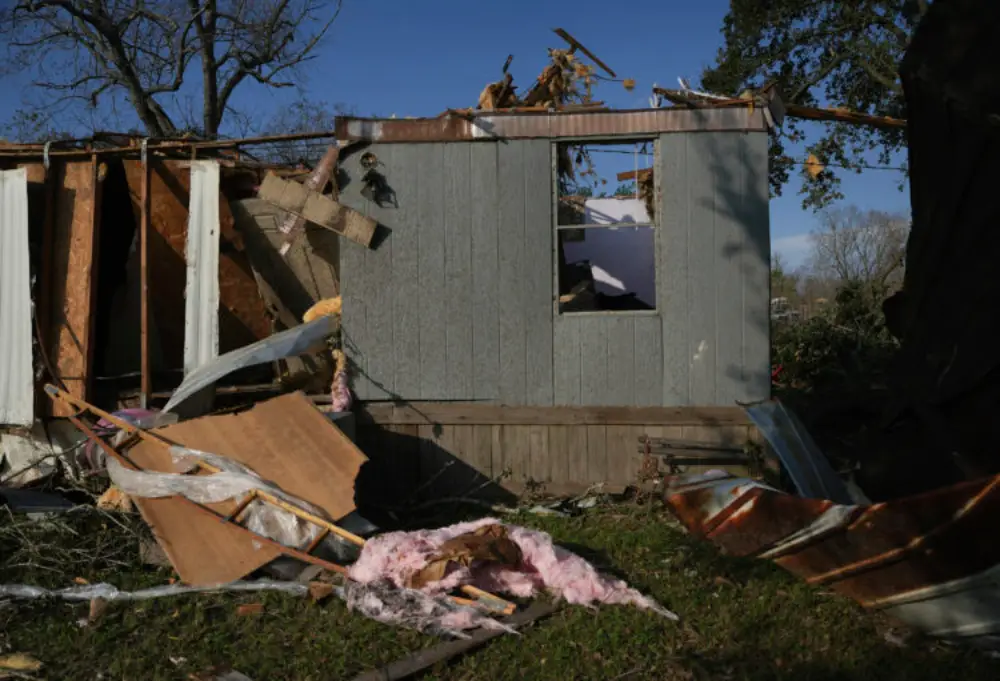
(350, 601), (559, 681)
(44, 384), (514, 616)
(257, 172), (377, 248)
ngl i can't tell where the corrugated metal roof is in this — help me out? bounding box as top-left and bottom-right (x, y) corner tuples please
(664, 470), (1000, 649)
(0, 168), (34, 426)
(183, 161), (221, 377)
(335, 106), (766, 143)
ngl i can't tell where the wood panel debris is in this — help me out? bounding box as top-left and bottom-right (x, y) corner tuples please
(47, 159), (102, 417)
(257, 171), (377, 248)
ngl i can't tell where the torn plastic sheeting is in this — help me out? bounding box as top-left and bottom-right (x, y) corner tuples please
(349, 518), (677, 620)
(0, 579), (307, 602)
(106, 444), (335, 551)
(335, 580), (518, 639)
(743, 399), (854, 504)
(163, 314), (337, 415)
(81, 408), (176, 473)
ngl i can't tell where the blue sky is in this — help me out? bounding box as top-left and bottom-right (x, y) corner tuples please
(1, 0), (911, 270)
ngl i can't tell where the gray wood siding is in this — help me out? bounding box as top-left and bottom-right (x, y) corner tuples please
(341, 132), (769, 406)
(340, 140), (552, 403)
(657, 130), (771, 404)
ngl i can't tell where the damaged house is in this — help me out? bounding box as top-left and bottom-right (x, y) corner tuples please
(334, 104), (771, 498)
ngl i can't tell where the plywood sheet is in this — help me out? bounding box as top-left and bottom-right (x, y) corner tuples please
(126, 391), (368, 585)
(49, 160), (100, 417)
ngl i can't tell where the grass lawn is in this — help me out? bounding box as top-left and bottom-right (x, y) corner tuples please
(2, 503), (998, 681)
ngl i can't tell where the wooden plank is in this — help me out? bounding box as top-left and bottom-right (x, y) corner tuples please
(679, 424), (751, 476)
(522, 140), (554, 406)
(448, 425), (480, 494)
(553, 320), (581, 405)
(471, 424), (495, 481)
(49, 160), (101, 417)
(547, 425), (570, 485)
(490, 425), (503, 486)
(605, 425), (637, 486)
(579, 317), (608, 406)
(606, 317), (635, 406)
(566, 425), (589, 484)
(359, 402), (753, 426)
(444, 144), (474, 400)
(633, 316), (663, 406)
(528, 425), (550, 485)
(470, 143), (500, 400)
(497, 141), (527, 404)
(256, 172), (376, 247)
(659, 134), (691, 405)
(585, 425), (607, 484)
(390, 145), (421, 399)
(363, 145), (396, 399)
(417, 423), (452, 499)
(500, 425), (531, 487)
(418, 144), (448, 399)
(686, 133), (718, 405)
(714, 133), (745, 404)
(742, 132), (772, 401)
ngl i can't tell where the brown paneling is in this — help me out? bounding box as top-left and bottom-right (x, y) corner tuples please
(123, 159), (271, 371)
(47, 160), (101, 416)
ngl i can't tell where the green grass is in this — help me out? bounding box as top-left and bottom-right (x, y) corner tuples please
(2, 504), (999, 681)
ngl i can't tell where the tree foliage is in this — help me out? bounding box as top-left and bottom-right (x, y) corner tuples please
(702, 0), (928, 210)
(2, 0), (342, 138)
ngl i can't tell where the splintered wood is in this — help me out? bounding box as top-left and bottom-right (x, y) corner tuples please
(125, 391), (368, 585)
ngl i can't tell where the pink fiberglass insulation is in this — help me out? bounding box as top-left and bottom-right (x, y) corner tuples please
(330, 349), (353, 413)
(348, 518), (677, 621)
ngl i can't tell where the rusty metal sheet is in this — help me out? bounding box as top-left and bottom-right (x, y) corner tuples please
(663, 470), (1000, 649)
(335, 107), (766, 143)
(47, 160), (101, 417)
(123, 160), (271, 373)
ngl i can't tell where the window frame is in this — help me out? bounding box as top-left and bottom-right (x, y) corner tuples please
(551, 136), (660, 317)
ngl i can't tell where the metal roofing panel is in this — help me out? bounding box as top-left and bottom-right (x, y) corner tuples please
(0, 168), (34, 426)
(336, 107), (766, 143)
(183, 161), (221, 376)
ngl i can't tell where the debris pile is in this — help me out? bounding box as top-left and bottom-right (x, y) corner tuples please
(349, 519), (675, 619)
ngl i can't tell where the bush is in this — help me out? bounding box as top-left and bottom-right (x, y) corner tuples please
(772, 280), (898, 397)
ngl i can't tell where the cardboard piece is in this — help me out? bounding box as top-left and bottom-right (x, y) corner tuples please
(126, 391), (368, 585)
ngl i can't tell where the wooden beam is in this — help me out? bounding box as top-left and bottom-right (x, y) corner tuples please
(257, 172), (376, 248)
(357, 403), (753, 426)
(617, 168), (653, 182)
(139, 152), (151, 408)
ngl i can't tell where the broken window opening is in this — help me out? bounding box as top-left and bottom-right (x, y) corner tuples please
(555, 140), (657, 313)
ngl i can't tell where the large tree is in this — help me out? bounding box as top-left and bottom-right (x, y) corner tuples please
(2, 0), (342, 138)
(702, 0), (928, 210)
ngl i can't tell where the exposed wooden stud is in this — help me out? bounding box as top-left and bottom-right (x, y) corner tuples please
(139, 142), (151, 408)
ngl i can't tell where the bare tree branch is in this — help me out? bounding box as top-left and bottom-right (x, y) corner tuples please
(3, 0), (343, 139)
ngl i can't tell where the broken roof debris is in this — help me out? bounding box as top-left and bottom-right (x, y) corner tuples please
(5, 9), (1000, 676)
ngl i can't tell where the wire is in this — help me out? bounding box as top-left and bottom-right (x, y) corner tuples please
(583, 146), (906, 172)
